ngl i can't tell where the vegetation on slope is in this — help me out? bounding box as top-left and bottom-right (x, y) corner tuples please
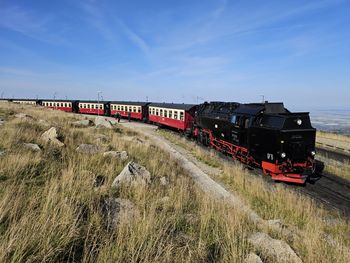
(159, 129), (350, 263)
(0, 103), (257, 262)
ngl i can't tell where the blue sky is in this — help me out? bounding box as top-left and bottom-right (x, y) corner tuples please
(0, 0), (349, 110)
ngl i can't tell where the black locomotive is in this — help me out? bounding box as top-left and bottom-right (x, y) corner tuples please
(193, 101), (318, 183)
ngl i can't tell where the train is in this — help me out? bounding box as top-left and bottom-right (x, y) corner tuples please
(1, 98), (322, 184)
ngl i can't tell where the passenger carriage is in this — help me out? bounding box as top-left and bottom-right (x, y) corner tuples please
(41, 100), (78, 112)
(12, 99), (38, 105)
(148, 103), (197, 131)
(78, 100), (110, 115)
(110, 101), (149, 121)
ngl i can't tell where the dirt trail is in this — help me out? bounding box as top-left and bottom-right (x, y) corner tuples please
(118, 121), (291, 235)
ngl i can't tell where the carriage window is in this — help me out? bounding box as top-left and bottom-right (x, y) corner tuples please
(160, 109), (163, 116)
(100, 105), (103, 109)
(133, 106), (136, 112)
(180, 111), (184, 121)
(156, 109), (159, 116)
(164, 110), (167, 118)
(138, 107), (141, 113)
(174, 111), (178, 120)
(117, 106), (120, 111)
(152, 108), (155, 115)
(169, 110), (172, 118)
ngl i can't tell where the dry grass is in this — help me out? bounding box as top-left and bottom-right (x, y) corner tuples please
(0, 103), (257, 262)
(317, 131), (350, 144)
(159, 129), (350, 262)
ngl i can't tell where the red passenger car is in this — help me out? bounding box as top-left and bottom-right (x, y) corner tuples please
(42, 100), (76, 112)
(78, 101), (110, 115)
(148, 103), (197, 131)
(110, 101), (149, 121)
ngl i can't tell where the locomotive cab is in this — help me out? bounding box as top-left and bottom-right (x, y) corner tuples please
(250, 112), (316, 183)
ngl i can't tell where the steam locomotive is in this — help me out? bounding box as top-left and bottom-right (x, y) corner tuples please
(193, 101), (319, 184)
(2, 98), (321, 184)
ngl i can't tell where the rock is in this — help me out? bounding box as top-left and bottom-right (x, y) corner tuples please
(72, 119), (93, 127)
(93, 175), (106, 187)
(248, 232), (302, 263)
(267, 219), (284, 229)
(15, 113), (32, 119)
(41, 127), (64, 147)
(245, 253), (263, 263)
(23, 143), (41, 152)
(0, 119), (4, 126)
(76, 144), (104, 154)
(184, 213), (199, 225)
(112, 161), (151, 188)
(0, 150), (5, 156)
(38, 119), (50, 127)
(103, 151), (128, 161)
(159, 196), (170, 204)
(95, 116), (112, 129)
(160, 176), (168, 186)
(100, 198), (139, 230)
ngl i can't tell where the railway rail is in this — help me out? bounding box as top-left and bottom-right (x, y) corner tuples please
(163, 129), (350, 218)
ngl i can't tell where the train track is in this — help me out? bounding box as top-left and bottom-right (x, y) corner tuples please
(168, 130), (350, 218)
(294, 172), (350, 217)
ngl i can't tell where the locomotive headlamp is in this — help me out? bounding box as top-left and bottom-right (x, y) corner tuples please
(296, 119), (302, 126)
(311, 150), (316, 156)
(281, 152), (286, 158)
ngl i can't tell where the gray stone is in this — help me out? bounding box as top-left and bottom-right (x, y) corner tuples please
(23, 143), (41, 152)
(15, 113), (32, 119)
(95, 116), (112, 129)
(38, 119), (50, 127)
(245, 253), (263, 263)
(100, 198), (139, 231)
(41, 127), (64, 147)
(103, 151), (128, 161)
(76, 144), (104, 154)
(112, 161), (151, 188)
(0, 119), (4, 126)
(248, 232), (302, 263)
(160, 176), (168, 186)
(72, 119), (93, 127)
(0, 150), (5, 156)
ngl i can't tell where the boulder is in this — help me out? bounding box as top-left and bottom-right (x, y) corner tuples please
(0, 119), (4, 126)
(245, 253), (263, 263)
(15, 113), (32, 119)
(95, 116), (112, 129)
(23, 143), (41, 152)
(41, 127), (65, 147)
(103, 151), (128, 161)
(112, 161), (151, 188)
(72, 119), (93, 127)
(160, 176), (168, 186)
(248, 232), (302, 263)
(76, 144), (104, 154)
(100, 198), (139, 230)
(0, 150), (5, 156)
(38, 119), (50, 127)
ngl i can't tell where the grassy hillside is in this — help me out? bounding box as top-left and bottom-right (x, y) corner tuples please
(159, 130), (350, 263)
(0, 103), (254, 262)
(0, 102), (349, 262)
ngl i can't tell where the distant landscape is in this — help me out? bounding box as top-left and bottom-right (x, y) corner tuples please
(310, 109), (350, 135)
